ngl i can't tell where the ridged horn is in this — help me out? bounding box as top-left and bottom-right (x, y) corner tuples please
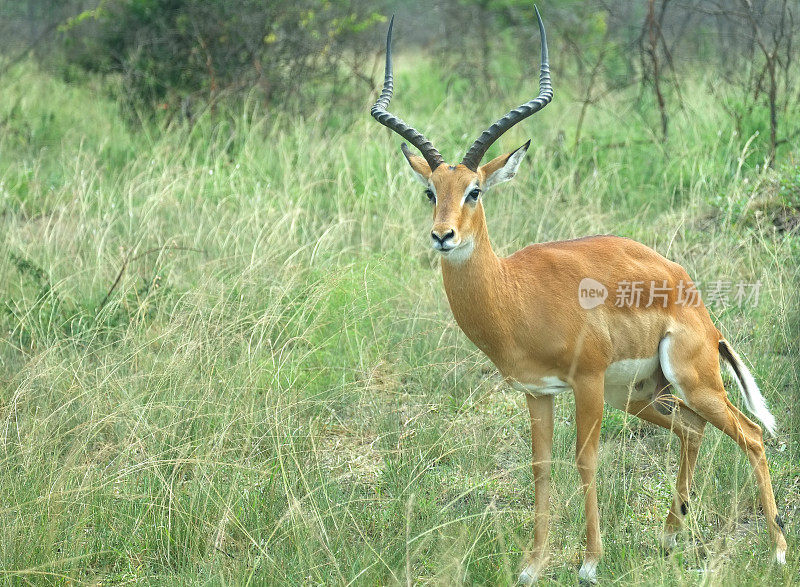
(460, 5), (553, 171)
(370, 16), (445, 172)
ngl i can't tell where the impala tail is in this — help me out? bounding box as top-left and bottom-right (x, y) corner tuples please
(719, 339), (777, 436)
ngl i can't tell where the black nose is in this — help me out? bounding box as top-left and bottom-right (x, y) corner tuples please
(431, 229), (455, 244)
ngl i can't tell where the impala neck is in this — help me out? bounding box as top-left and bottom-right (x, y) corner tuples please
(439, 208), (510, 354)
(440, 214), (501, 285)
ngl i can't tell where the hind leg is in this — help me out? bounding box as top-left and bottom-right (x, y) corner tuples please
(606, 391), (706, 551)
(690, 395), (786, 562)
(660, 333), (787, 562)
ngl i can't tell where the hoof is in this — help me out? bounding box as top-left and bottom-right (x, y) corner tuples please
(776, 549), (786, 565)
(517, 568), (538, 585)
(578, 560), (598, 584)
(661, 531), (677, 555)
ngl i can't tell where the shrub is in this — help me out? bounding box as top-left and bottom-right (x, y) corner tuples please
(61, 0), (383, 114)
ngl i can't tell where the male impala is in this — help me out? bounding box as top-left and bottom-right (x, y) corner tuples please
(370, 6), (787, 584)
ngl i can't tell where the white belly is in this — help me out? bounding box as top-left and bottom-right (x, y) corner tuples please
(603, 355), (660, 406)
(512, 376), (571, 396)
(512, 356), (659, 401)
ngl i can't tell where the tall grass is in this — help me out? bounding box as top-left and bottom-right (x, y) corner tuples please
(0, 59), (798, 584)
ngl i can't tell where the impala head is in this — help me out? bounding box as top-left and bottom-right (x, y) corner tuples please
(402, 141), (531, 259)
(370, 5), (553, 262)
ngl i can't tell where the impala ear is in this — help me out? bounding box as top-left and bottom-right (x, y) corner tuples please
(480, 140), (531, 191)
(401, 143), (432, 186)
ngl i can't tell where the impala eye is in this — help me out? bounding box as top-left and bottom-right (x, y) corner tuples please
(467, 188), (481, 201)
(425, 188), (435, 203)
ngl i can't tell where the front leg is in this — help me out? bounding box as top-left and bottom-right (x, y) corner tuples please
(574, 373), (604, 584)
(518, 394), (554, 585)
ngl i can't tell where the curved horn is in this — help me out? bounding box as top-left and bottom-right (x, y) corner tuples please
(461, 5), (553, 171)
(370, 16), (445, 172)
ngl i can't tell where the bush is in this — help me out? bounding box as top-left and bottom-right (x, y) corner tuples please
(61, 0), (384, 114)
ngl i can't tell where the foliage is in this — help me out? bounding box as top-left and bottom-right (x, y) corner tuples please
(59, 0), (384, 113)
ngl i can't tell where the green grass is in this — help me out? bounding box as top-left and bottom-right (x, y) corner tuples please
(0, 58), (798, 585)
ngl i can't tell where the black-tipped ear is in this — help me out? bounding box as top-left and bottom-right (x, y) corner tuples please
(400, 143), (415, 163)
(401, 143), (433, 185)
(479, 140), (531, 190)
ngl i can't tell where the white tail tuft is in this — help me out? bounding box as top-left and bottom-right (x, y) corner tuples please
(720, 340), (776, 437)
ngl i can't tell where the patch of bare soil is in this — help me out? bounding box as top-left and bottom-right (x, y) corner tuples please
(317, 424), (384, 485)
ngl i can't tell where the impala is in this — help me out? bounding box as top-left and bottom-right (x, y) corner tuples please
(370, 6), (787, 584)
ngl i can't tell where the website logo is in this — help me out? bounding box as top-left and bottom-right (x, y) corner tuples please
(579, 278), (608, 309)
